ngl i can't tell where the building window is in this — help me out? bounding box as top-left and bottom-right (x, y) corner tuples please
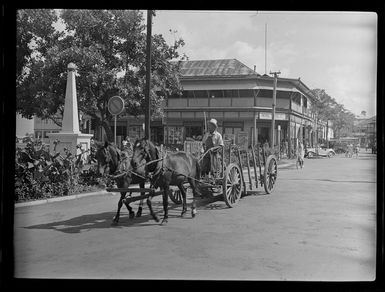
(239, 89), (254, 98)
(223, 89), (239, 98)
(110, 126), (127, 136)
(35, 131), (42, 138)
(292, 92), (302, 105)
(257, 89), (273, 98)
(185, 125), (203, 140)
(167, 126), (184, 145)
(194, 90), (208, 98)
(128, 126), (143, 139)
(208, 90), (224, 98)
(276, 91), (292, 99)
(303, 97), (308, 108)
(182, 90), (195, 98)
(223, 122), (244, 142)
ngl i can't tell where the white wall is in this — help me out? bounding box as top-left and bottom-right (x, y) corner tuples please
(16, 114), (34, 137)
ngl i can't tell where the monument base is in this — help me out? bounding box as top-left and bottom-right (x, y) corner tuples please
(47, 132), (93, 160)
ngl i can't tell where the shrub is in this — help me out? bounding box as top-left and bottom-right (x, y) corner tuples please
(14, 139), (104, 202)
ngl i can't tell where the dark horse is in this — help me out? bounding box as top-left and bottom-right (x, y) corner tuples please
(131, 138), (202, 225)
(95, 141), (149, 224)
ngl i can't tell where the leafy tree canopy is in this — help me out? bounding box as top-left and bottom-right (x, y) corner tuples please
(16, 9), (187, 141)
(311, 88), (356, 138)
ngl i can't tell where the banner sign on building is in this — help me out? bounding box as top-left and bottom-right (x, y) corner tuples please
(259, 112), (287, 120)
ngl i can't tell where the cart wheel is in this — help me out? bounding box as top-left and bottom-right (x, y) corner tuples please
(263, 155), (277, 194)
(168, 188), (183, 205)
(223, 163), (243, 208)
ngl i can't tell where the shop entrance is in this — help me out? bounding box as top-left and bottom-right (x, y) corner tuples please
(258, 127), (270, 145)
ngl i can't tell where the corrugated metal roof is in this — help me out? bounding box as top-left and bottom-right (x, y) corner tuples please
(177, 59), (257, 77)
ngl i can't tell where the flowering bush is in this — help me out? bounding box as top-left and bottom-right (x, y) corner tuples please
(14, 139), (104, 202)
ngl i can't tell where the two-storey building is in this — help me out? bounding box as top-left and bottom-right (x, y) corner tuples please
(163, 59), (323, 151)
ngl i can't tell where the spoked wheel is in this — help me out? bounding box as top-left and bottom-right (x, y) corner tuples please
(263, 155), (277, 194)
(168, 187), (183, 205)
(223, 163), (243, 208)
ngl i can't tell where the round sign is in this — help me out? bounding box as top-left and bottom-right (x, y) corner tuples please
(108, 96), (125, 115)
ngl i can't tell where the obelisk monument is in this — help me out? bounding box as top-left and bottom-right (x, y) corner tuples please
(48, 63), (93, 158)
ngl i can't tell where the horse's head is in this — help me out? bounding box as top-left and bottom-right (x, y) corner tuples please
(95, 141), (120, 175)
(131, 138), (159, 172)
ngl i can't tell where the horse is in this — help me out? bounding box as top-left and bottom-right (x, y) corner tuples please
(130, 138), (201, 225)
(95, 141), (148, 224)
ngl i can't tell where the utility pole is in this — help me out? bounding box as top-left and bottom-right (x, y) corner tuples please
(144, 10), (152, 139)
(265, 23), (267, 75)
(269, 71), (281, 148)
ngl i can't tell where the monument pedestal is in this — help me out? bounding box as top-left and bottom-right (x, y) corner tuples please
(48, 132), (93, 159)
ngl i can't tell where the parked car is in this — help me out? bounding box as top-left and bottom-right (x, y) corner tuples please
(305, 146), (336, 158)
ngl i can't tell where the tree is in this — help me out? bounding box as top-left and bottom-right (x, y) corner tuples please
(311, 89), (356, 142)
(310, 89), (338, 146)
(16, 9), (187, 141)
(16, 9), (63, 85)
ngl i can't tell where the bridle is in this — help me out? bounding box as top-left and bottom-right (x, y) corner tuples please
(132, 140), (164, 182)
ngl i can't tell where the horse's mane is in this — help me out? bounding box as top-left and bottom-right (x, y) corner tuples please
(133, 138), (160, 173)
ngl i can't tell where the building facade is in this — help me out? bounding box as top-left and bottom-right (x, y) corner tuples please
(352, 115), (376, 146)
(162, 59), (329, 151)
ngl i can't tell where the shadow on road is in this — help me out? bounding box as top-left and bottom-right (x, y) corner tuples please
(23, 195), (235, 233)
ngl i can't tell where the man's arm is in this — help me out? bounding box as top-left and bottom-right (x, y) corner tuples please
(217, 133), (224, 146)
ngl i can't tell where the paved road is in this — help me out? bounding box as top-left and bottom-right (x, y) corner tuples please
(13, 151), (377, 280)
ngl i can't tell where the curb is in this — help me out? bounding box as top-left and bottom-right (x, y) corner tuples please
(14, 189), (112, 208)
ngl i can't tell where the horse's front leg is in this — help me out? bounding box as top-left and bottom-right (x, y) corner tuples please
(161, 186), (169, 225)
(112, 192), (129, 224)
(146, 190), (160, 222)
(136, 182), (145, 217)
(122, 192), (135, 219)
(188, 178), (198, 218)
(179, 183), (188, 218)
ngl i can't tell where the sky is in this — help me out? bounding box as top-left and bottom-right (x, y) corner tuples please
(151, 10), (377, 118)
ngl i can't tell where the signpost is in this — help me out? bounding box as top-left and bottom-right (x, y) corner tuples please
(108, 96), (125, 144)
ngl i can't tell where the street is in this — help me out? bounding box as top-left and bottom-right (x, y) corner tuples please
(13, 151), (377, 281)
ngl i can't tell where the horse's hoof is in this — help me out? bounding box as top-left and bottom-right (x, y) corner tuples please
(181, 210), (187, 218)
(112, 217), (119, 225)
(129, 212), (135, 219)
(191, 209), (197, 218)
(153, 215), (160, 222)
(160, 218), (168, 225)
(136, 207), (142, 218)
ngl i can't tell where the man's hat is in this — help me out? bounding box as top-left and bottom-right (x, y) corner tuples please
(208, 118), (218, 128)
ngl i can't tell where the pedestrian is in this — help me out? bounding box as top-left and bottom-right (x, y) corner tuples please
(296, 140), (304, 169)
(121, 136), (128, 149)
(284, 139), (288, 158)
(353, 143), (359, 158)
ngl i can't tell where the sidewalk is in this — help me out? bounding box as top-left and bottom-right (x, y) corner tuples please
(14, 189), (112, 208)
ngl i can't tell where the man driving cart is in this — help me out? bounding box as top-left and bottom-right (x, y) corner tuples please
(201, 118), (224, 179)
